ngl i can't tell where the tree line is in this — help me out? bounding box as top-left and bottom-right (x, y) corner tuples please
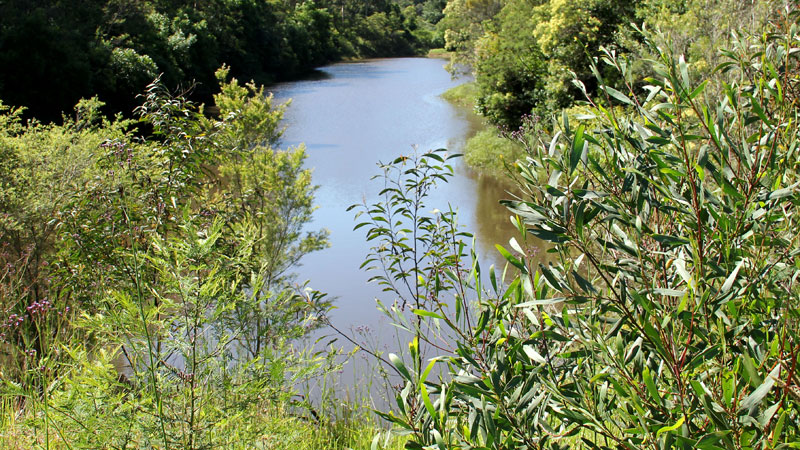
(438, 0), (775, 128)
(0, 0), (447, 122)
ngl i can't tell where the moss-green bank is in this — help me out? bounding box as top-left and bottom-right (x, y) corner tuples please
(441, 82), (523, 175)
(462, 128), (524, 175)
(427, 48), (453, 59)
(440, 81), (479, 108)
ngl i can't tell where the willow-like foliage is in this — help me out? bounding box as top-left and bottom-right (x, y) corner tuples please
(370, 10), (800, 449)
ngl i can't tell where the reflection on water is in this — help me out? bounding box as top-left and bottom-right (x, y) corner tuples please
(445, 104), (552, 270)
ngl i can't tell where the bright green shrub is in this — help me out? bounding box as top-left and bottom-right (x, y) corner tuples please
(0, 99), (128, 385)
(445, 0), (639, 128)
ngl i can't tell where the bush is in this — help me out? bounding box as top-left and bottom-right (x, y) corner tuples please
(1, 72), (333, 449)
(0, 99), (128, 386)
(366, 10), (800, 449)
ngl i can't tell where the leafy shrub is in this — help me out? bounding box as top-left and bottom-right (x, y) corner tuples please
(0, 99), (128, 386)
(1, 72), (333, 449)
(367, 10), (800, 449)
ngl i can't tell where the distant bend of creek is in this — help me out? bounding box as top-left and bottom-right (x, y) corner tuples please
(269, 57), (522, 396)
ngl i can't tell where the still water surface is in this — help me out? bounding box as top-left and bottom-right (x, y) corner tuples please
(270, 57), (522, 391)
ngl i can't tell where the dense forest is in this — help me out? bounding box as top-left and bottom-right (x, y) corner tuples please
(438, 0), (774, 128)
(435, 0), (778, 172)
(2, 0), (800, 449)
(0, 0), (446, 121)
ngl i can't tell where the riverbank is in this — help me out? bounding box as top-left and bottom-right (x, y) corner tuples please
(439, 81), (524, 176)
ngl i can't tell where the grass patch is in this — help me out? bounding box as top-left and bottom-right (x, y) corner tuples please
(463, 128), (524, 175)
(440, 81), (478, 108)
(0, 398), (406, 450)
(426, 48), (452, 59)
(440, 81), (523, 174)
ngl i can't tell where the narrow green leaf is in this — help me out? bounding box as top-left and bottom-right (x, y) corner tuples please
(570, 124), (586, 174)
(654, 288), (686, 297)
(773, 410), (787, 447)
(742, 354), (763, 388)
(760, 402), (780, 428)
(516, 297), (566, 307)
(679, 55), (690, 88)
(495, 244), (526, 272)
(523, 345), (547, 364)
(371, 433), (380, 450)
(656, 416), (685, 437)
(749, 95), (773, 126)
(604, 86), (634, 105)
(509, 237), (525, 255)
(389, 353), (413, 382)
(689, 80), (708, 99)
(740, 365), (780, 412)
(420, 358), (437, 386)
(643, 367), (661, 405)
(412, 309), (444, 320)
(420, 383), (437, 420)
(721, 260), (743, 294)
(647, 136), (671, 145)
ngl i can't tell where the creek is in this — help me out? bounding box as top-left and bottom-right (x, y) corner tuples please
(270, 57), (523, 398)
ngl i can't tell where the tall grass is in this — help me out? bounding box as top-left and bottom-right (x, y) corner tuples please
(0, 398), (407, 450)
(462, 128), (524, 175)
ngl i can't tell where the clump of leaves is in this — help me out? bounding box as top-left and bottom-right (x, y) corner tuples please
(0, 98), (128, 386)
(369, 9), (800, 450)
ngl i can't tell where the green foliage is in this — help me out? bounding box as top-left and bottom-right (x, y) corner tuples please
(0, 0), (448, 121)
(0, 99), (128, 385)
(439, 0), (503, 73)
(365, 11), (800, 449)
(211, 68), (330, 358)
(440, 81), (479, 108)
(440, 0), (639, 128)
(109, 47), (160, 95)
(440, 0), (775, 130)
(213, 65), (288, 149)
(633, 0), (776, 78)
(0, 71), (335, 448)
(440, 81), (525, 175)
(2, 348), (406, 450)
(350, 149), (472, 383)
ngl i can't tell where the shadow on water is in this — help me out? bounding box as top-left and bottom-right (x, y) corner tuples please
(288, 68), (332, 82)
(322, 59), (412, 79)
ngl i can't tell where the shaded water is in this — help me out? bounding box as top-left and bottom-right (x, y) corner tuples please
(270, 58), (539, 398)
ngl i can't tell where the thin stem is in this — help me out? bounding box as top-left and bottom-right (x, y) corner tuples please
(121, 203), (168, 447)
